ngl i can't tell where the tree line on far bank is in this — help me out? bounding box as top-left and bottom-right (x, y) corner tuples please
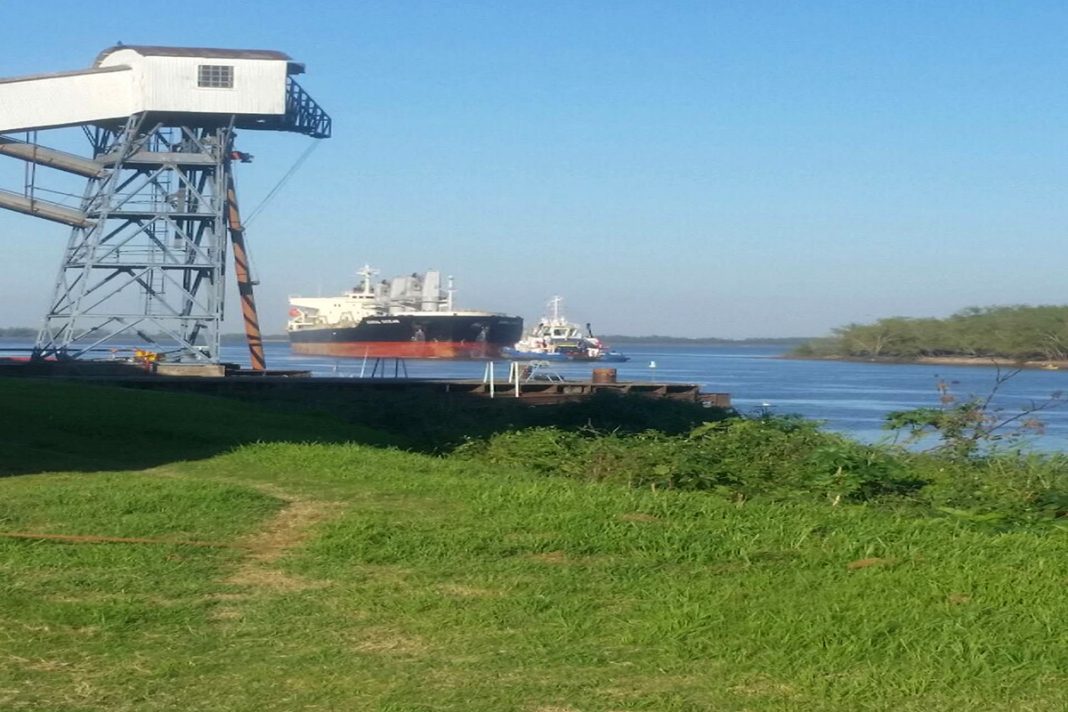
(794, 305), (1068, 361)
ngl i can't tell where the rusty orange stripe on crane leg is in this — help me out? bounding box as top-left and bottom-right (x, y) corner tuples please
(225, 172), (267, 371)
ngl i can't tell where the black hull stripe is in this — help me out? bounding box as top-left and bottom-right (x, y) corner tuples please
(289, 314), (523, 346)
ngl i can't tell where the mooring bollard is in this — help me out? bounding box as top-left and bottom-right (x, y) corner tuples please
(592, 367), (617, 384)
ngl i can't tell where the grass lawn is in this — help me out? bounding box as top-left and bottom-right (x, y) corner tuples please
(1, 378), (1066, 711)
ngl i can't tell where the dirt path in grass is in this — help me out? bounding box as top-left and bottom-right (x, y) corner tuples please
(203, 485), (344, 619)
(144, 468), (343, 597)
(225, 484), (341, 592)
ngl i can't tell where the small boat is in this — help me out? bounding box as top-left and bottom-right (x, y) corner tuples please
(598, 350), (630, 363)
(503, 296), (630, 362)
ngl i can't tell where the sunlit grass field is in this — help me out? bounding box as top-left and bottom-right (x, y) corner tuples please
(1, 379), (1066, 711)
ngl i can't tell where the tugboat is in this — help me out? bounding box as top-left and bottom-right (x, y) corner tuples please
(287, 266), (524, 359)
(503, 296), (629, 362)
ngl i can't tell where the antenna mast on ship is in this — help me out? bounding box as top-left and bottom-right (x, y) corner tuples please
(548, 296), (565, 324)
(357, 264), (378, 294)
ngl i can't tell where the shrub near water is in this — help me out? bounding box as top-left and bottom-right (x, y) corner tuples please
(459, 416), (924, 504)
(919, 454), (1068, 522)
(460, 415), (1068, 521)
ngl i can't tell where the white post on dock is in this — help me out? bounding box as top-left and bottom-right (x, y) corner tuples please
(508, 362), (521, 397)
(508, 361), (523, 397)
(483, 361), (495, 398)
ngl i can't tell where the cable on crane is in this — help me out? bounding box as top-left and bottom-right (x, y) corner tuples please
(235, 140), (321, 285)
(244, 141), (320, 227)
(27, 186), (85, 203)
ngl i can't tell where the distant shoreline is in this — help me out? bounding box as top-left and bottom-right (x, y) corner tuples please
(784, 353), (1068, 371)
(600, 336), (810, 346)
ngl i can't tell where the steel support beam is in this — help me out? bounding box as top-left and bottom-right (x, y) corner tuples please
(0, 189), (89, 227)
(0, 135), (103, 177)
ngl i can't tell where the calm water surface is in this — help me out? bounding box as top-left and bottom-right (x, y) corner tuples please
(6, 340), (1068, 450)
(247, 342), (1068, 450)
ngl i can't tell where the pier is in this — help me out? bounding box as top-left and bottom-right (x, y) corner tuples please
(0, 359), (730, 409)
(120, 376), (730, 408)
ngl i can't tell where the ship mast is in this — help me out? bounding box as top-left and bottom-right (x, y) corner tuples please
(548, 295), (564, 323)
(356, 264), (378, 295)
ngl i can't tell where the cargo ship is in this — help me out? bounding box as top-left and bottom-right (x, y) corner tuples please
(287, 266), (524, 359)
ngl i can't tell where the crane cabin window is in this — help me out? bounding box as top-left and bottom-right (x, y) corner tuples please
(197, 65), (234, 89)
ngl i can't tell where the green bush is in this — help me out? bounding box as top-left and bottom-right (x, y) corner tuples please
(913, 453), (1068, 522)
(459, 414), (1067, 525)
(459, 416), (926, 504)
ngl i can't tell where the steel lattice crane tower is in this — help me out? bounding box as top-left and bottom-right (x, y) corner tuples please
(0, 46), (331, 369)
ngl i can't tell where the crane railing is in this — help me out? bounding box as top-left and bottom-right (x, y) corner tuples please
(284, 77), (332, 139)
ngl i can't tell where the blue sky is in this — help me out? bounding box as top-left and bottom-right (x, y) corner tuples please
(1, 1), (1066, 336)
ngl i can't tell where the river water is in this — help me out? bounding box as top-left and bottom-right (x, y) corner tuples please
(5, 340), (1068, 450)
(246, 341), (1068, 450)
